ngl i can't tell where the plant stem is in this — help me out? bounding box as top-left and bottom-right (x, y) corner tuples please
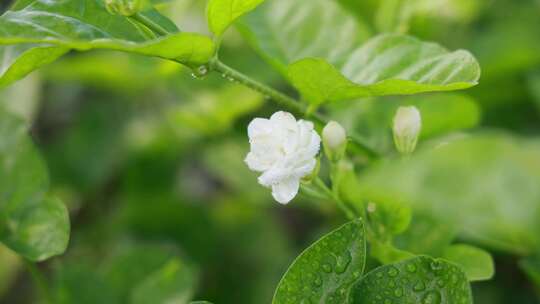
(138, 15), (379, 158)
(209, 59), (379, 158)
(209, 59), (308, 117)
(127, 11), (378, 157)
(314, 178), (356, 220)
(24, 260), (53, 304)
(131, 13), (169, 36)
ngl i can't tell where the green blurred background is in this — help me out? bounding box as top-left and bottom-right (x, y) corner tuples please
(1, 0), (540, 303)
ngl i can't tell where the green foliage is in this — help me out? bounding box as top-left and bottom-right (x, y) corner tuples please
(0, 108), (69, 261)
(0, 45), (68, 88)
(0, 246), (20, 297)
(0, 0), (214, 84)
(520, 255), (540, 288)
(273, 220), (366, 304)
(287, 34), (480, 105)
(130, 258), (197, 304)
(359, 134), (540, 255)
(352, 256), (473, 304)
(238, 0), (370, 74)
(0, 0), (538, 302)
(206, 0), (265, 38)
(53, 241), (198, 304)
(394, 212), (456, 257)
(442, 244), (494, 282)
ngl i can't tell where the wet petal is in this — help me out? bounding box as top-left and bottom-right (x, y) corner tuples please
(271, 178), (300, 204)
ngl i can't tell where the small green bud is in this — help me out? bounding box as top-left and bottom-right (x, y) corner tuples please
(393, 106), (421, 154)
(105, 0), (144, 16)
(322, 121), (347, 162)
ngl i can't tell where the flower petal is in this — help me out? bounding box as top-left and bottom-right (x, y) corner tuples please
(248, 118), (272, 139)
(245, 152), (270, 172)
(271, 178), (300, 204)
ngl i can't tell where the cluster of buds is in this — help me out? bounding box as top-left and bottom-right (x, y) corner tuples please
(244, 106), (422, 204)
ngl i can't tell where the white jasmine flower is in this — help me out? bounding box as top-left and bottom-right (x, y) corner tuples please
(393, 106), (422, 154)
(245, 111), (321, 204)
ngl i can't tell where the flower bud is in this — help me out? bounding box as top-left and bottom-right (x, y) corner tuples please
(105, 0), (144, 16)
(392, 106), (421, 154)
(322, 121), (347, 162)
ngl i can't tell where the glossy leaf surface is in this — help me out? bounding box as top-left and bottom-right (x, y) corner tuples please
(273, 220), (366, 304)
(359, 134), (540, 255)
(238, 0), (370, 74)
(442, 244), (494, 282)
(207, 0), (265, 38)
(288, 34), (481, 104)
(353, 256), (473, 304)
(0, 108), (69, 261)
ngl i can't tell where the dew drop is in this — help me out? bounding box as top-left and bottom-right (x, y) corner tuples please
(394, 287), (403, 297)
(406, 263), (417, 273)
(313, 274), (322, 287)
(321, 263), (332, 273)
(335, 251), (352, 274)
(413, 280), (426, 292)
(422, 290), (442, 304)
(300, 298), (311, 304)
(430, 261), (443, 271)
(436, 278), (445, 288)
(387, 266), (399, 277)
(197, 65), (208, 75)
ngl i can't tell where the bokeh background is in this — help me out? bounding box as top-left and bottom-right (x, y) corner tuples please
(1, 0), (540, 303)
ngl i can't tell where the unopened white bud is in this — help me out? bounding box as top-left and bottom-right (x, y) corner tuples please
(322, 121), (347, 162)
(393, 106), (421, 154)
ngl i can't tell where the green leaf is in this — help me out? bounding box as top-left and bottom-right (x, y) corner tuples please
(53, 241), (197, 304)
(103, 242), (196, 301)
(442, 244), (494, 282)
(238, 0), (370, 74)
(0, 0), (214, 70)
(358, 134), (540, 255)
(0, 245), (21, 297)
(287, 34), (480, 105)
(0, 72), (42, 121)
(131, 258), (197, 304)
(1, 196), (70, 262)
(352, 255), (473, 304)
(206, 0), (265, 38)
(0, 45), (69, 88)
(0, 108), (69, 261)
(273, 219), (366, 304)
(394, 212), (456, 257)
(520, 255), (540, 287)
(367, 201), (412, 236)
(370, 240), (415, 265)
